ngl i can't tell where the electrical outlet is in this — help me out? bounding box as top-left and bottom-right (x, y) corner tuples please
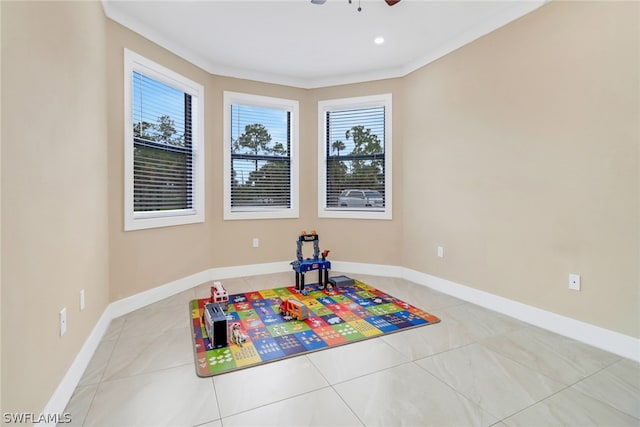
(252, 238), (259, 248)
(569, 274), (581, 291)
(437, 246), (444, 258)
(60, 308), (67, 336)
(80, 289), (85, 311)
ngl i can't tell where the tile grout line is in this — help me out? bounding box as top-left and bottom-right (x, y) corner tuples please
(412, 336), (616, 423)
(329, 383), (367, 427)
(566, 359), (640, 421)
(496, 361), (639, 426)
(215, 384), (335, 422)
(65, 273), (638, 426)
(496, 382), (575, 425)
(409, 356), (504, 423)
(210, 377), (224, 427)
(68, 319), (125, 426)
(474, 327), (624, 392)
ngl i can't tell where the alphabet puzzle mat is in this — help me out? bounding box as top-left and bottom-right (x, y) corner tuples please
(189, 280), (440, 377)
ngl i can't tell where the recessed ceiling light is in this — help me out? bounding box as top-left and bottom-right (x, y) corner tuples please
(374, 37), (385, 45)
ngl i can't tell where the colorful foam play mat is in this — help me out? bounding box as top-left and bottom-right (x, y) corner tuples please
(189, 278), (440, 377)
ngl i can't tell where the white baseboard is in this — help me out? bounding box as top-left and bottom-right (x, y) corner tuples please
(41, 261), (639, 425)
(331, 261), (403, 278)
(38, 262), (290, 426)
(109, 269), (213, 319)
(39, 308), (113, 426)
(402, 267), (640, 363)
(210, 261), (292, 279)
(109, 262), (291, 319)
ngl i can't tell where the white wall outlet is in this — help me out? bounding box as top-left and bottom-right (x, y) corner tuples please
(252, 238), (259, 248)
(569, 274), (581, 291)
(80, 289), (85, 311)
(60, 308), (67, 336)
(437, 246), (444, 258)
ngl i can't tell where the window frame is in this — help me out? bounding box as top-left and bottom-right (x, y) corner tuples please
(123, 49), (205, 231)
(317, 93), (393, 220)
(223, 91), (299, 220)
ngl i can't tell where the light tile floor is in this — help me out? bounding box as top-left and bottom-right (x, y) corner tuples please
(64, 273), (640, 426)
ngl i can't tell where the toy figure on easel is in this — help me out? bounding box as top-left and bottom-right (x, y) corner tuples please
(290, 230), (331, 294)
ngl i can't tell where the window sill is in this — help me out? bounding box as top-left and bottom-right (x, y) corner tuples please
(318, 208), (392, 220)
(124, 210), (204, 231)
(224, 207), (299, 221)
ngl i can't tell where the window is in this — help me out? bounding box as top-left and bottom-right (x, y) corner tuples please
(124, 49), (205, 230)
(224, 92), (299, 220)
(318, 94), (392, 219)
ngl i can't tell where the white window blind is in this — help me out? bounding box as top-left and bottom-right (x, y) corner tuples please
(132, 71), (193, 212)
(325, 106), (386, 208)
(230, 104), (291, 208)
(318, 94), (392, 220)
(223, 91), (299, 220)
(124, 49), (204, 231)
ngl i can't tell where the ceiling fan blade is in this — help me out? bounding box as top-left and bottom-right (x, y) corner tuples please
(385, 0), (401, 5)
(310, 0), (327, 4)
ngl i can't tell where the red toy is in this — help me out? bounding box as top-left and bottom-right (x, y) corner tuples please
(209, 281), (228, 310)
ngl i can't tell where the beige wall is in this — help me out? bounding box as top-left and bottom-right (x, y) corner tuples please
(1, 0), (110, 416)
(2, 0), (638, 419)
(106, 21), (404, 301)
(1, 0), (3, 415)
(307, 82), (404, 267)
(402, 1), (639, 337)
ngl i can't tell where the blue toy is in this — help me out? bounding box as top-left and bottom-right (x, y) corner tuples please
(290, 230), (331, 292)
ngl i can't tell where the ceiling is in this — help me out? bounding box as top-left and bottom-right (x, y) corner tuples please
(102, 0), (546, 89)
